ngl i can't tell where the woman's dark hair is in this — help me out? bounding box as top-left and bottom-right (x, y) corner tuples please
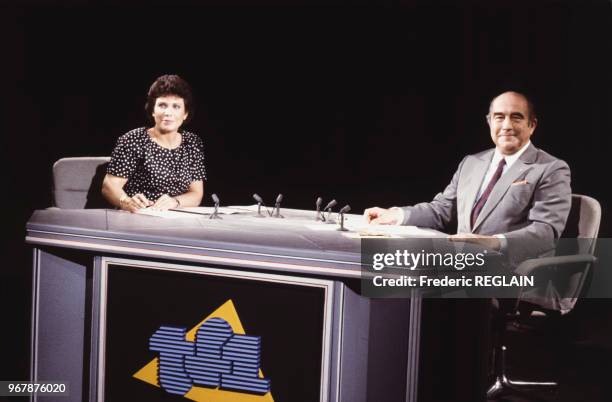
(144, 74), (194, 125)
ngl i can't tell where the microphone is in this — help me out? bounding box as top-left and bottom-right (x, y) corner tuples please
(210, 193), (222, 219)
(273, 193), (284, 218)
(253, 193), (267, 217)
(324, 199), (337, 211)
(324, 199), (337, 223)
(315, 197), (324, 221)
(338, 204), (351, 231)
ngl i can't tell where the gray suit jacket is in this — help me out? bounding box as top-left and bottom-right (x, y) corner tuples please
(401, 143), (572, 298)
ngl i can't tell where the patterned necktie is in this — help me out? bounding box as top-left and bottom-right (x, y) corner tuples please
(471, 158), (506, 229)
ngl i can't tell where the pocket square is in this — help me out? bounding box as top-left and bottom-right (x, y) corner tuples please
(511, 179), (529, 186)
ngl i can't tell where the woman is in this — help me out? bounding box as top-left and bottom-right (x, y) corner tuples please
(102, 75), (206, 212)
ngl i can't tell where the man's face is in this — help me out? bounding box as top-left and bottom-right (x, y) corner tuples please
(488, 92), (536, 155)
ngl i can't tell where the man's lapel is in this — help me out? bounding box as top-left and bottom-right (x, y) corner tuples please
(472, 143), (538, 232)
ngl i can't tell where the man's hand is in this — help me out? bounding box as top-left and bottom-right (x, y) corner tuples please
(364, 207), (402, 225)
(152, 194), (179, 211)
(448, 233), (501, 251)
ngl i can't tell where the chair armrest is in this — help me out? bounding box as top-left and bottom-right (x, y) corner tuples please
(515, 254), (597, 276)
(510, 254), (598, 316)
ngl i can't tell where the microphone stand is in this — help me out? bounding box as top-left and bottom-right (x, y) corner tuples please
(253, 194), (267, 217)
(273, 194), (284, 218)
(315, 197), (325, 221)
(337, 205), (351, 231)
(209, 193), (222, 220)
(325, 200), (337, 224)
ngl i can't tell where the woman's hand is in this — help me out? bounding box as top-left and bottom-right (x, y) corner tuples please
(119, 193), (153, 212)
(131, 194), (154, 209)
(152, 194), (180, 211)
(102, 174), (153, 213)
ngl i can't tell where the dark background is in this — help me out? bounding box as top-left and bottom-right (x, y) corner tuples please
(2, 0), (611, 399)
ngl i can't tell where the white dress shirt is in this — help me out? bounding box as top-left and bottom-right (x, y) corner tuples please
(475, 141), (531, 202)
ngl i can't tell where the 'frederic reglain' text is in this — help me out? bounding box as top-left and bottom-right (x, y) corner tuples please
(372, 275), (534, 288)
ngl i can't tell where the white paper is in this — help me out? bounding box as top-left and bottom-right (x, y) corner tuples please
(303, 223), (346, 231)
(345, 223), (442, 237)
(136, 206), (251, 219)
(136, 209), (196, 219)
(304, 216), (443, 237)
(175, 207), (250, 215)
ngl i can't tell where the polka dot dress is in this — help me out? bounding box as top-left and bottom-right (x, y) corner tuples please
(107, 127), (207, 201)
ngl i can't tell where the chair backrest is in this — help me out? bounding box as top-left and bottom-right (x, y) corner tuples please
(562, 194), (601, 254)
(52, 157), (111, 209)
(557, 194), (601, 312)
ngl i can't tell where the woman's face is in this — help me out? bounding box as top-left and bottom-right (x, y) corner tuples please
(152, 95), (188, 134)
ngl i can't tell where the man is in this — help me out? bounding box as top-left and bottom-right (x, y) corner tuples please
(364, 91), (571, 274)
(365, 92), (572, 399)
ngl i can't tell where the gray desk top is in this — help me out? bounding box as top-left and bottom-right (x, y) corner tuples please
(26, 207), (376, 277)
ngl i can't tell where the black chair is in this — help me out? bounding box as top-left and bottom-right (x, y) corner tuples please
(487, 194), (601, 400)
(52, 156), (111, 208)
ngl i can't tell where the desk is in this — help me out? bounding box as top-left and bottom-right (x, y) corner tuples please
(26, 208), (486, 402)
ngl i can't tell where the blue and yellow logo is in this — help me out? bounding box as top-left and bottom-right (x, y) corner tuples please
(134, 300), (274, 401)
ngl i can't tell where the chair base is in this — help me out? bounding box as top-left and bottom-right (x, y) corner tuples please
(487, 345), (558, 400)
(487, 373), (557, 399)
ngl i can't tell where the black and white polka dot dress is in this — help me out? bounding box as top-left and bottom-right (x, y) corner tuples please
(107, 127), (207, 201)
